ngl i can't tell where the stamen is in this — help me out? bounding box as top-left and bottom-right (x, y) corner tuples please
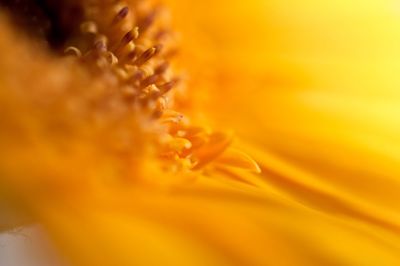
(158, 79), (179, 96)
(134, 47), (156, 66)
(139, 10), (157, 32)
(112, 6), (130, 25)
(155, 62), (169, 75)
(121, 28), (139, 46)
(141, 74), (159, 87)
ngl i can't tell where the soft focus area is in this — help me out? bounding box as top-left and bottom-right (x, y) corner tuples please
(1, 0), (400, 265)
(0, 227), (64, 266)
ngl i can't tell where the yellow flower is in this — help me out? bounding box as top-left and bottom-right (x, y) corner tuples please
(1, 0), (400, 265)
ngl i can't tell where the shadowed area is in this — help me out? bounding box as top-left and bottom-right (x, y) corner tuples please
(0, 0), (81, 49)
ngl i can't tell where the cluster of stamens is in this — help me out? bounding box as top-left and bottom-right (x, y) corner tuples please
(0, 0), (258, 174)
(62, 1), (178, 119)
(58, 0), (238, 172)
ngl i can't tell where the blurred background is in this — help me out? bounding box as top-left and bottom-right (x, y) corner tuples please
(1, 0), (400, 265)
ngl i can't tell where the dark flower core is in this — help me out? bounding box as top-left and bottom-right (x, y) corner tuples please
(0, 0), (81, 48)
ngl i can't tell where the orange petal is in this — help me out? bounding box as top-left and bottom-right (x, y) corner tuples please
(215, 148), (261, 173)
(191, 132), (233, 170)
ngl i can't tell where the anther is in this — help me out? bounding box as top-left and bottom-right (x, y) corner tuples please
(121, 27), (139, 46)
(158, 79), (179, 96)
(125, 50), (138, 62)
(134, 47), (156, 66)
(112, 6), (129, 24)
(139, 11), (157, 32)
(141, 74), (159, 87)
(131, 69), (146, 81)
(155, 62), (169, 75)
(154, 29), (169, 41)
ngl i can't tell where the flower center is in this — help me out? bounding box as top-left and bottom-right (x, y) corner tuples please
(61, 1), (181, 119)
(0, 0), (260, 175)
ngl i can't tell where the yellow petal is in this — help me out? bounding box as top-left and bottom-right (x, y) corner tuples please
(34, 181), (400, 266)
